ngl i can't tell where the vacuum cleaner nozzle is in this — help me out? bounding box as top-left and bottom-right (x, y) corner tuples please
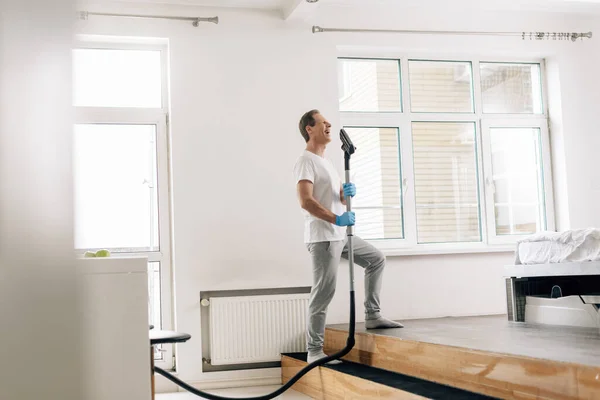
(340, 128), (356, 156)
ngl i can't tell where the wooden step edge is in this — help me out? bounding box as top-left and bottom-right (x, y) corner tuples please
(324, 327), (600, 400)
(281, 354), (497, 400)
(281, 354), (431, 400)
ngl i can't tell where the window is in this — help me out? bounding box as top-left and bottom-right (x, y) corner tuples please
(339, 58), (402, 112)
(338, 56), (554, 252)
(73, 48), (163, 108)
(412, 122), (481, 244)
(74, 124), (159, 251)
(344, 127), (404, 240)
(481, 122), (550, 242)
(73, 41), (173, 367)
(408, 60), (474, 113)
(480, 63), (543, 114)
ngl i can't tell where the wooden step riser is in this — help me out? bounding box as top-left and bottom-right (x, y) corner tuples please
(324, 328), (600, 400)
(281, 355), (429, 400)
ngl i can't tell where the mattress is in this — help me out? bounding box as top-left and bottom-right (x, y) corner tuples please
(515, 228), (600, 265)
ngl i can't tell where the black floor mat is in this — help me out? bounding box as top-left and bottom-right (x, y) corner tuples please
(282, 352), (498, 400)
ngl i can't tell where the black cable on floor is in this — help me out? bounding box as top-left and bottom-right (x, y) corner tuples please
(154, 292), (356, 400)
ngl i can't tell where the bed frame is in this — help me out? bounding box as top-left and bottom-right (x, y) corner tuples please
(504, 261), (600, 327)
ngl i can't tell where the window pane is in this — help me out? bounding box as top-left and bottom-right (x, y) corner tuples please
(409, 61), (474, 113)
(74, 124), (159, 250)
(73, 48), (162, 108)
(480, 63), (543, 114)
(412, 122), (481, 243)
(416, 206), (481, 243)
(338, 59), (401, 112)
(148, 262), (163, 359)
(354, 208), (403, 240)
(490, 128), (546, 235)
(344, 127), (403, 239)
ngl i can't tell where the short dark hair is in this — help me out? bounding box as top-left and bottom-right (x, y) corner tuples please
(298, 109), (320, 143)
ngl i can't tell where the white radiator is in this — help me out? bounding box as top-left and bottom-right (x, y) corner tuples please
(208, 293), (310, 365)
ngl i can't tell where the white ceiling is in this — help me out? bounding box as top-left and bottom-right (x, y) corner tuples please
(95, 0), (600, 16)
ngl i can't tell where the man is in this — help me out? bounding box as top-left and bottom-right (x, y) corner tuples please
(294, 109), (403, 365)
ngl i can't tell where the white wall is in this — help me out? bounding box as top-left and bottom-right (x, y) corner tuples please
(547, 45), (600, 230)
(1, 1), (83, 400)
(77, 1), (600, 387)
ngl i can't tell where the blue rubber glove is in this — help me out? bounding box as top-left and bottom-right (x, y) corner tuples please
(335, 211), (355, 226)
(343, 182), (356, 198)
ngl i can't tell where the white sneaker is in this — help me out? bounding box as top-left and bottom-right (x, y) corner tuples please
(306, 350), (342, 365)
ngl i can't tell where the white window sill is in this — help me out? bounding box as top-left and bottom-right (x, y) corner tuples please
(367, 242), (516, 257)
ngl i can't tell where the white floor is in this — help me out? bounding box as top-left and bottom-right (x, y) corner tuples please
(157, 385), (311, 399)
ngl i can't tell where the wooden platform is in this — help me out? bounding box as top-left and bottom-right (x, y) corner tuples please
(281, 353), (495, 399)
(282, 354), (423, 399)
(324, 315), (600, 400)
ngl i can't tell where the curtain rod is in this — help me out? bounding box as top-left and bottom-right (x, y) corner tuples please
(312, 26), (592, 42)
(79, 11), (218, 27)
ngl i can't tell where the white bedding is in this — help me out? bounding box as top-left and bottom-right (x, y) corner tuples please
(515, 228), (600, 265)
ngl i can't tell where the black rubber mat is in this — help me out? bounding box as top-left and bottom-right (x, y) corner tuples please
(282, 352), (498, 400)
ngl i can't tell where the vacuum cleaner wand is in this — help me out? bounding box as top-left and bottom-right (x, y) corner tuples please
(154, 130), (358, 400)
(340, 128), (356, 294)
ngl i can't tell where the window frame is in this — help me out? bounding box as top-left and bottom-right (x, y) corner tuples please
(481, 118), (555, 244)
(73, 39), (174, 369)
(337, 52), (555, 255)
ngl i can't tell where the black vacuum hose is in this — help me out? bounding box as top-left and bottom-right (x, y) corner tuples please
(154, 291), (356, 400)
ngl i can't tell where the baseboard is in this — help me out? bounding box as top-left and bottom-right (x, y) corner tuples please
(155, 375), (178, 394)
(156, 374), (283, 393)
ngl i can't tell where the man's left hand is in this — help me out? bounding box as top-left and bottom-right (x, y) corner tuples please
(343, 183), (356, 198)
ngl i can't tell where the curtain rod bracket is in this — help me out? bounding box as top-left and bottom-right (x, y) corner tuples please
(194, 16), (219, 27)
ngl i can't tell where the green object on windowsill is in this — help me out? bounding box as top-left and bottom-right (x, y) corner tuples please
(84, 249), (111, 258)
(95, 249), (111, 257)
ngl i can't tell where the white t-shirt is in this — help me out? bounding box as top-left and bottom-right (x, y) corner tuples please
(294, 150), (345, 243)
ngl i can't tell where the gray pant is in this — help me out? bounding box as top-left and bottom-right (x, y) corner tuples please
(305, 236), (385, 355)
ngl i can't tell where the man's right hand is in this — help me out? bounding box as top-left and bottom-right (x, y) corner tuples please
(335, 211), (356, 226)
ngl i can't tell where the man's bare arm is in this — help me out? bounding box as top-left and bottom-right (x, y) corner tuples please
(297, 180), (337, 224)
(339, 184), (347, 205)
